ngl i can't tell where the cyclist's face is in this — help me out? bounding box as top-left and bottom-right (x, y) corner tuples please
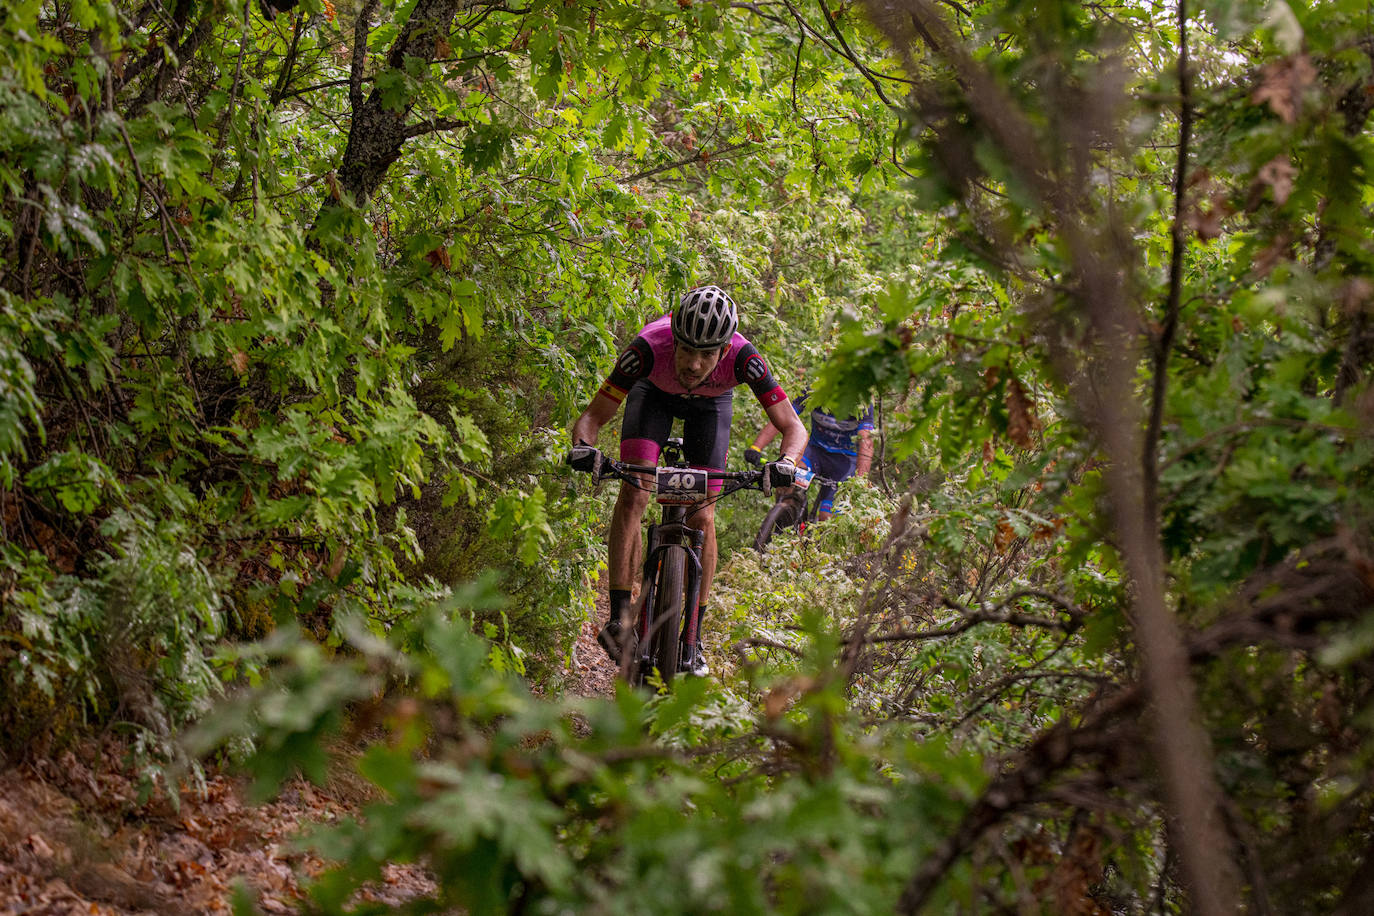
(673, 343), (724, 390)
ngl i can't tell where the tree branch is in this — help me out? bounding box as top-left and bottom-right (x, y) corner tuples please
(269, 11), (307, 107)
(847, 608), (1079, 645)
(351, 0), (382, 112)
(619, 141), (754, 183)
(126, 1), (217, 116)
(1143, 0), (1193, 527)
(403, 116), (470, 139)
(862, 2), (1244, 909)
(317, 0), (465, 217)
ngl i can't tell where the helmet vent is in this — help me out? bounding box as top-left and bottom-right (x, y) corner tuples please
(672, 285), (738, 348)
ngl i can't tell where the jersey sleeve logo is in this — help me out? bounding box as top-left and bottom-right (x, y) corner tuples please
(743, 353), (769, 383)
(597, 380), (628, 402)
(615, 344), (647, 378)
(760, 386), (788, 407)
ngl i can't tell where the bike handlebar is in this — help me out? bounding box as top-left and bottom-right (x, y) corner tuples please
(601, 459), (760, 483)
(567, 446), (796, 495)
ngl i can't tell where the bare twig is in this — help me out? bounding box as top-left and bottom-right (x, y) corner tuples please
(619, 141), (754, 183)
(862, 1), (1244, 909)
(1143, 0), (1194, 527)
(897, 687), (1144, 912)
(846, 607), (1079, 646)
(733, 636), (806, 658)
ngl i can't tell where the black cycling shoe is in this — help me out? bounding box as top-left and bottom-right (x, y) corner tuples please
(679, 644), (709, 678)
(597, 618), (625, 662)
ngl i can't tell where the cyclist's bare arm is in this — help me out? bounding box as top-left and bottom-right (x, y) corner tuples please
(856, 428), (873, 477)
(571, 393), (647, 600)
(763, 398), (807, 465)
(571, 391), (620, 447)
(750, 420), (781, 454)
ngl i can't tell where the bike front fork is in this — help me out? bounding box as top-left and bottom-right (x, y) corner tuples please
(637, 523), (704, 651)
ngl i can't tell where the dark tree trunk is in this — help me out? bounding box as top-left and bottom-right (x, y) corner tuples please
(124, 0), (220, 117)
(332, 0), (464, 211)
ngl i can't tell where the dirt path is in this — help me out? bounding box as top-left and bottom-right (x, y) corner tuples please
(1, 599), (622, 915)
(0, 741), (434, 915)
(563, 578), (618, 699)
(1, 590), (620, 915)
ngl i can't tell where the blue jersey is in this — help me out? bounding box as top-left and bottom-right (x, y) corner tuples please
(794, 393), (874, 457)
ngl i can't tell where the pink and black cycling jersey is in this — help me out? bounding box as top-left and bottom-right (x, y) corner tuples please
(595, 314), (789, 482)
(596, 314), (788, 408)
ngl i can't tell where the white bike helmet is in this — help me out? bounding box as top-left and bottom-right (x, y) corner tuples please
(672, 285), (738, 349)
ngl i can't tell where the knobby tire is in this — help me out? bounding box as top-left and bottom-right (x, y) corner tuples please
(630, 549), (685, 686)
(649, 549), (685, 685)
(753, 495), (802, 552)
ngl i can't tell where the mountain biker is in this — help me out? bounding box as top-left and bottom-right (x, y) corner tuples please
(745, 387), (873, 521)
(569, 285), (807, 677)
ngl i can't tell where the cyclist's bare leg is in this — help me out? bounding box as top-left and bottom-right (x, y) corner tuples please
(608, 473), (651, 600)
(686, 501), (717, 608)
(598, 474), (652, 661)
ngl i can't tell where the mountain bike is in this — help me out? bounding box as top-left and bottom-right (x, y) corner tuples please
(569, 438), (794, 686)
(751, 465), (840, 552)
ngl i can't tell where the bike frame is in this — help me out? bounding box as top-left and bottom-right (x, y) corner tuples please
(754, 470), (842, 552)
(635, 499), (703, 662)
(573, 438), (778, 685)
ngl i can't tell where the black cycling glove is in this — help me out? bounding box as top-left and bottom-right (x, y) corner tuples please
(763, 458), (796, 494)
(567, 445), (602, 474)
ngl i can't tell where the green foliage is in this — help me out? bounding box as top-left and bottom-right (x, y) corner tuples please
(195, 592), (998, 916)
(1, 503), (224, 790)
(4, 0), (1374, 911)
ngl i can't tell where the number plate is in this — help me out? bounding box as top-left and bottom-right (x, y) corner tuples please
(793, 466), (814, 490)
(655, 468), (708, 505)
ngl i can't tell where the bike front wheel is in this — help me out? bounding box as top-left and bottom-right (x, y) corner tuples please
(753, 494), (803, 552)
(633, 548), (685, 686)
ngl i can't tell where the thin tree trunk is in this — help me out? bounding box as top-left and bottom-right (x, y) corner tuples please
(327, 0), (464, 213)
(863, 2), (1244, 910)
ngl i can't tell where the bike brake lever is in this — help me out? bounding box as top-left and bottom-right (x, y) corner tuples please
(589, 455), (610, 493)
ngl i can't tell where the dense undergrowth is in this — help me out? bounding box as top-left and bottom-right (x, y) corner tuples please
(194, 476), (1118, 915)
(4, 0), (1374, 912)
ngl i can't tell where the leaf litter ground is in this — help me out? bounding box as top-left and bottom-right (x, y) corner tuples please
(1, 589), (617, 915)
(0, 737), (436, 914)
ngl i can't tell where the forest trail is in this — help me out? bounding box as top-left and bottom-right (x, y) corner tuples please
(0, 594), (615, 916)
(0, 743), (434, 915)
(564, 578), (618, 699)
(8, 0), (1374, 909)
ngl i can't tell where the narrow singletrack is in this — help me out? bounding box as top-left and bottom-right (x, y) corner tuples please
(0, 741), (434, 915)
(565, 578), (620, 699)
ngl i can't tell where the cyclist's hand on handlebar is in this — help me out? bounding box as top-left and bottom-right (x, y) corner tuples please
(764, 459), (797, 493)
(566, 445), (603, 476)
(744, 445), (764, 467)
